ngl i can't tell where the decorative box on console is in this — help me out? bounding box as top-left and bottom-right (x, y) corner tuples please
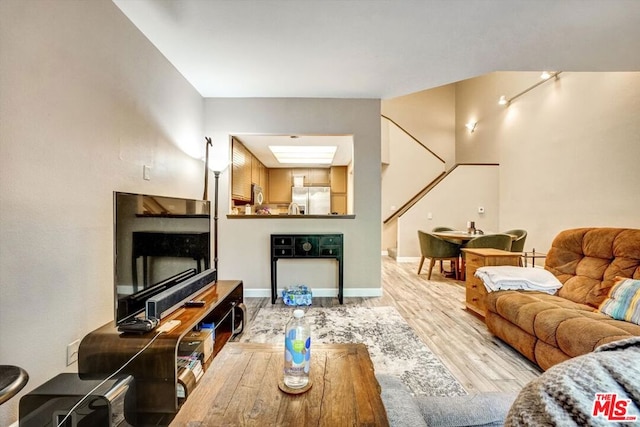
(180, 328), (214, 362)
(282, 285), (312, 306)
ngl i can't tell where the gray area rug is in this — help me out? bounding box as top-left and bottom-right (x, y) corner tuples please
(238, 306), (467, 397)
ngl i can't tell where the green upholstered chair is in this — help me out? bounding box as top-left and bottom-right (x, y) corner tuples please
(432, 226), (456, 273)
(432, 226), (455, 232)
(503, 229), (527, 253)
(465, 233), (513, 252)
(417, 230), (462, 280)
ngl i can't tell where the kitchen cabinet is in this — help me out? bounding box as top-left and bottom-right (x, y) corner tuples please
(232, 140), (251, 201)
(330, 166), (348, 214)
(331, 194), (347, 215)
(330, 166), (347, 193)
(259, 163), (268, 201)
(268, 168), (292, 203)
(291, 168), (330, 186)
(232, 139), (268, 202)
(251, 156), (260, 186)
(308, 168), (330, 186)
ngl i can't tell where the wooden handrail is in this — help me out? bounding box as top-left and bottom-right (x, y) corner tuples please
(381, 114), (446, 164)
(383, 163), (499, 224)
(143, 196), (170, 214)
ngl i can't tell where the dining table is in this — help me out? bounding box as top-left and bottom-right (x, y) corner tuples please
(432, 230), (517, 242)
(431, 230), (518, 280)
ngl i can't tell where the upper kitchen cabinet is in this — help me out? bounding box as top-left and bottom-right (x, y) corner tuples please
(232, 139), (251, 201)
(330, 166), (348, 214)
(268, 168), (292, 203)
(232, 138), (267, 202)
(291, 168), (330, 186)
(330, 166), (347, 193)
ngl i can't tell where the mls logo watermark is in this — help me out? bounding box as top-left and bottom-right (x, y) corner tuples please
(592, 393), (638, 422)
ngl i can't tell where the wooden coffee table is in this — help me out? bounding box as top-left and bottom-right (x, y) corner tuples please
(170, 343), (389, 426)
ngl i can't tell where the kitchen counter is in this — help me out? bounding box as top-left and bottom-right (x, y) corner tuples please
(227, 214), (355, 219)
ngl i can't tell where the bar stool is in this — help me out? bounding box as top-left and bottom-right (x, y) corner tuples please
(0, 365), (28, 405)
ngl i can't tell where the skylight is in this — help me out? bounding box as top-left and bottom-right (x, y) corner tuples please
(269, 145), (337, 165)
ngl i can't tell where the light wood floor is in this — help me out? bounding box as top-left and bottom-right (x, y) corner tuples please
(239, 256), (542, 394)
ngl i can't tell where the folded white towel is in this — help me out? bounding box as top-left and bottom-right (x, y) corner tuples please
(475, 266), (562, 294)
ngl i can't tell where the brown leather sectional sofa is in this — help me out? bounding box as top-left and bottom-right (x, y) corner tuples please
(485, 227), (640, 370)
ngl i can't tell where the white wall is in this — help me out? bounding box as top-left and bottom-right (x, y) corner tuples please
(0, 1), (204, 423)
(397, 165), (499, 259)
(381, 120), (445, 221)
(204, 98), (382, 296)
(381, 84), (456, 167)
(456, 72), (640, 251)
(380, 85), (456, 251)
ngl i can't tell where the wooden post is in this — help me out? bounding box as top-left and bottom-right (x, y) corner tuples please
(203, 137), (212, 200)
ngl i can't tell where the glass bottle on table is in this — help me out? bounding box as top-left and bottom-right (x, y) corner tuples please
(283, 309), (311, 388)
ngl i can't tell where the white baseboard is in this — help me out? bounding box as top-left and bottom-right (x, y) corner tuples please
(244, 287), (383, 298)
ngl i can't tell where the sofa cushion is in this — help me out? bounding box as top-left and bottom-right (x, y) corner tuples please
(486, 290), (640, 354)
(545, 228), (640, 308)
(552, 312), (640, 357)
(486, 291), (593, 336)
(599, 277), (640, 325)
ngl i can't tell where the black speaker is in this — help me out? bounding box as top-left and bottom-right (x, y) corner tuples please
(19, 374), (135, 427)
(146, 268), (217, 319)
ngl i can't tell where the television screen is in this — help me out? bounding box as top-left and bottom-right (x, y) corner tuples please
(113, 192), (211, 324)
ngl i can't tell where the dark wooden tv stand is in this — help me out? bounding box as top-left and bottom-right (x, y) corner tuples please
(78, 280), (243, 425)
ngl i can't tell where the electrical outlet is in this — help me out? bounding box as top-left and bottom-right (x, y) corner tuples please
(67, 339), (80, 366)
(478, 206), (485, 214)
(427, 212), (433, 220)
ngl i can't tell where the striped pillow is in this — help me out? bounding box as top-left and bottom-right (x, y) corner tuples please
(599, 278), (640, 325)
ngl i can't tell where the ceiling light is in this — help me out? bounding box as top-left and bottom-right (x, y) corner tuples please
(499, 71), (562, 107)
(269, 145), (337, 164)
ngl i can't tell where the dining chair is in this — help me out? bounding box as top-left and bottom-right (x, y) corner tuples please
(432, 226), (456, 274)
(503, 229), (527, 253)
(417, 230), (462, 280)
(465, 233), (513, 252)
(502, 229), (527, 266)
(432, 226), (455, 232)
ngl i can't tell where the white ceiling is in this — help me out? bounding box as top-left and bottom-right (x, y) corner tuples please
(234, 134), (353, 168)
(113, 0), (640, 99)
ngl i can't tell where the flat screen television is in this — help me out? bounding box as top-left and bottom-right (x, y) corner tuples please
(113, 191), (211, 325)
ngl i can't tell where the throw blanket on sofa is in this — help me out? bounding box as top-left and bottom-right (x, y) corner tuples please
(506, 337), (640, 426)
(475, 266), (563, 294)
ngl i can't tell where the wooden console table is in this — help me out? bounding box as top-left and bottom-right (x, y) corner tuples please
(461, 248), (521, 318)
(170, 343), (389, 426)
(271, 233), (344, 304)
(78, 280), (243, 425)
(132, 231), (210, 290)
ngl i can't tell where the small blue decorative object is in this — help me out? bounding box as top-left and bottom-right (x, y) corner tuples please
(282, 285), (312, 306)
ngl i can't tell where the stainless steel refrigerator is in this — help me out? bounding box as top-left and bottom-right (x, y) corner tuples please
(291, 187), (331, 215)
